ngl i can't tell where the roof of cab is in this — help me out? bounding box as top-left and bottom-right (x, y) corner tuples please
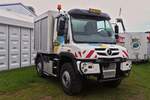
(68, 9), (111, 20)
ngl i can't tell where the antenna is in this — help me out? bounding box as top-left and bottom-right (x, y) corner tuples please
(116, 8), (126, 32)
(119, 8), (122, 17)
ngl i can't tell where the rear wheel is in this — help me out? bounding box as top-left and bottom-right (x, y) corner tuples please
(35, 57), (45, 77)
(60, 63), (82, 95)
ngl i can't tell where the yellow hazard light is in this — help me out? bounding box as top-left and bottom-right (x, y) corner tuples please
(100, 44), (108, 48)
(89, 8), (101, 14)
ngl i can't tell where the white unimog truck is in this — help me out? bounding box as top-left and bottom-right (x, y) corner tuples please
(34, 8), (132, 95)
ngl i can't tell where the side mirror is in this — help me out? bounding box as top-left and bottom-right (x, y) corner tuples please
(116, 18), (123, 23)
(114, 24), (119, 33)
(116, 18), (126, 32)
(57, 17), (66, 36)
(114, 24), (119, 39)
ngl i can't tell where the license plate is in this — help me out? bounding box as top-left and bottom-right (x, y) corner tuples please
(103, 63), (116, 70)
(102, 63), (116, 78)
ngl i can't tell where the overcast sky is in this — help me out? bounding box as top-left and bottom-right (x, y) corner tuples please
(0, 0), (150, 32)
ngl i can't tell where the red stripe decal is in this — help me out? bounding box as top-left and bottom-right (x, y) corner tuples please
(86, 50), (94, 58)
(94, 55), (97, 58)
(75, 52), (78, 57)
(122, 54), (125, 58)
(82, 50), (86, 54)
(78, 51), (82, 57)
(123, 51), (128, 57)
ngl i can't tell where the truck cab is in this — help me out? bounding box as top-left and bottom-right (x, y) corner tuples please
(34, 8), (132, 95)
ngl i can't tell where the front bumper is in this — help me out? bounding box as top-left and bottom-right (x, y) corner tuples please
(76, 58), (132, 78)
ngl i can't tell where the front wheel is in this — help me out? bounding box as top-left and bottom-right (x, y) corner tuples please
(60, 63), (82, 95)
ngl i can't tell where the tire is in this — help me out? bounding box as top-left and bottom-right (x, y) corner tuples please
(35, 57), (45, 77)
(60, 63), (82, 95)
(104, 79), (122, 88)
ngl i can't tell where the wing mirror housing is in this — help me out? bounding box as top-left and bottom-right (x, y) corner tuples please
(57, 17), (66, 36)
(114, 24), (119, 39)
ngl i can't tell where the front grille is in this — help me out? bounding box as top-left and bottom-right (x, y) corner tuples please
(96, 58), (122, 63)
(95, 48), (106, 51)
(112, 52), (119, 56)
(95, 48), (119, 56)
(97, 52), (107, 56)
(110, 48), (119, 51)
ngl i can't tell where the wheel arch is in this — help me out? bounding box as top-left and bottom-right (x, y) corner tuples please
(58, 52), (79, 77)
(35, 53), (43, 65)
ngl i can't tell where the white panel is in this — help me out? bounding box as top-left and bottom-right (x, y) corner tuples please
(34, 11), (56, 54)
(41, 17), (48, 51)
(9, 26), (20, 69)
(0, 24), (8, 71)
(0, 9), (34, 71)
(148, 43), (150, 58)
(21, 28), (30, 67)
(31, 29), (36, 65)
(119, 33), (148, 60)
(147, 34), (150, 58)
(34, 21), (40, 50)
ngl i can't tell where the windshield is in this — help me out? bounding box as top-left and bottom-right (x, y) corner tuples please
(71, 17), (116, 43)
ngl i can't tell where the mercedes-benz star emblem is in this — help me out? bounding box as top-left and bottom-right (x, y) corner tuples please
(107, 49), (112, 56)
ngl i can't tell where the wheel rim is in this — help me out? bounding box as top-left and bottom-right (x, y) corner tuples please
(37, 62), (42, 73)
(62, 71), (71, 88)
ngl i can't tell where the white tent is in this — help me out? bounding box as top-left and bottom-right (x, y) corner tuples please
(0, 9), (35, 71)
(0, 3), (36, 17)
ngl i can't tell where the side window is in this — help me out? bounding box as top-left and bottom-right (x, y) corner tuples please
(72, 18), (87, 33)
(97, 21), (105, 29)
(105, 21), (111, 29)
(105, 21), (113, 32)
(97, 20), (113, 32)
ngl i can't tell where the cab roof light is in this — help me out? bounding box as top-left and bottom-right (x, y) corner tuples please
(89, 8), (101, 15)
(57, 4), (62, 12)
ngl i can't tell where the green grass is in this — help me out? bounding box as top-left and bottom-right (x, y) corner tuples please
(0, 63), (150, 100)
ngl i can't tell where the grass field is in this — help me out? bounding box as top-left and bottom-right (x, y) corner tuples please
(0, 63), (150, 100)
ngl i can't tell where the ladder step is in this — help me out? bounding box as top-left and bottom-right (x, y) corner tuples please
(54, 58), (59, 61)
(53, 66), (57, 69)
(52, 74), (57, 77)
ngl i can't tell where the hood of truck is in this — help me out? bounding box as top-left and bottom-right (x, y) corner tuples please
(74, 43), (124, 49)
(61, 43), (128, 59)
